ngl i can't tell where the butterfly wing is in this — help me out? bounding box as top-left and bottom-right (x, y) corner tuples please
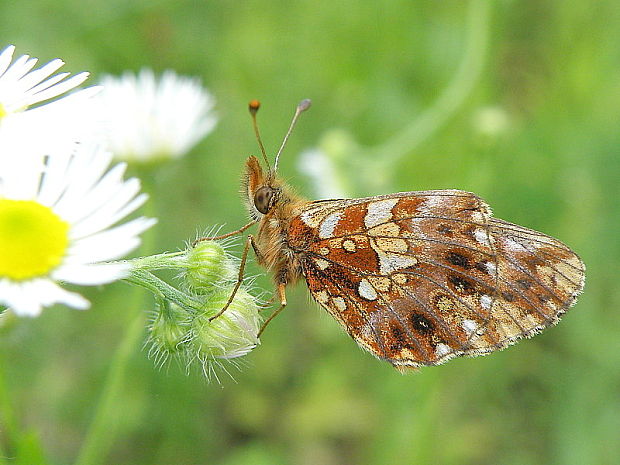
(287, 190), (585, 370)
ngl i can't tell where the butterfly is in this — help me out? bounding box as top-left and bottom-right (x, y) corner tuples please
(207, 99), (585, 372)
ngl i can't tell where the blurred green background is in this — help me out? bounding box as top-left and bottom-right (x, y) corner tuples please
(1, 0), (619, 464)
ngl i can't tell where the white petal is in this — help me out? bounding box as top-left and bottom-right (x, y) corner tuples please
(0, 54), (36, 85)
(52, 262), (130, 285)
(23, 70), (69, 96)
(37, 152), (72, 206)
(63, 163), (132, 219)
(0, 45), (16, 76)
(64, 146), (114, 196)
(66, 217), (156, 262)
(0, 148), (45, 199)
(0, 45), (95, 124)
(0, 278), (90, 316)
(18, 60), (66, 96)
(34, 279), (91, 309)
(27, 72), (90, 105)
(52, 150), (117, 217)
(69, 191), (149, 239)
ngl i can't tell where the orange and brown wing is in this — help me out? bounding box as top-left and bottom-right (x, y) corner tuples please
(287, 190), (585, 370)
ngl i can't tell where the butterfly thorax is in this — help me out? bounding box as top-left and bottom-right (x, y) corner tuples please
(243, 155), (308, 287)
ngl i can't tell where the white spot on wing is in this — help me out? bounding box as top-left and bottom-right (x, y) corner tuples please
(378, 252), (418, 274)
(332, 296), (347, 312)
(314, 258), (330, 270)
(342, 239), (356, 252)
(435, 343), (451, 357)
(314, 290), (329, 304)
(480, 294), (493, 310)
(474, 228), (490, 246)
(485, 261), (497, 275)
(358, 279), (378, 301)
(462, 319), (478, 335)
(319, 211), (342, 239)
(418, 196), (444, 214)
(300, 210), (320, 227)
(364, 198), (398, 229)
(504, 237), (527, 252)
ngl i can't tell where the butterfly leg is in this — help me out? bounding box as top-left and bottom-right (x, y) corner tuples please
(257, 283), (287, 337)
(208, 234), (256, 322)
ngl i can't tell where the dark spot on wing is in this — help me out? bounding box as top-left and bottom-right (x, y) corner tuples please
(446, 251), (470, 269)
(475, 261), (492, 273)
(448, 274), (476, 295)
(437, 224), (453, 236)
(410, 312), (434, 334)
(517, 279), (533, 290)
(537, 294), (551, 303)
(389, 325), (409, 352)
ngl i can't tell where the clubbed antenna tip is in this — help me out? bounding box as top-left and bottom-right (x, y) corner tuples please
(249, 99), (261, 115)
(298, 99), (312, 112)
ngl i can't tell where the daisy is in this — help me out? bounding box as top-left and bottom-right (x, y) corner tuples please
(0, 44), (100, 154)
(0, 143), (156, 316)
(97, 69), (217, 162)
(0, 44), (91, 116)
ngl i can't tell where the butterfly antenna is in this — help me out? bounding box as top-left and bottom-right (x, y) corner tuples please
(273, 98), (312, 173)
(248, 100), (271, 170)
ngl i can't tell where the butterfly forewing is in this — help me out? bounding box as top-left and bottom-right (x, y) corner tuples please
(287, 190), (585, 370)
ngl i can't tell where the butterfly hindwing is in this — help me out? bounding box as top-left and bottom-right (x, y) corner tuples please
(463, 218), (585, 357)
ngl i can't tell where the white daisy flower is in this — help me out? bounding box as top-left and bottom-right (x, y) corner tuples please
(0, 143), (156, 316)
(0, 44), (101, 155)
(0, 44), (97, 118)
(97, 69), (217, 162)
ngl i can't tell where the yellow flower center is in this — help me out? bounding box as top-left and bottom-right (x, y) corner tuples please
(0, 199), (70, 280)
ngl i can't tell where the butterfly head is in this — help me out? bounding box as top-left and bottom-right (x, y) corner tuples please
(243, 155), (282, 219)
(242, 99), (311, 220)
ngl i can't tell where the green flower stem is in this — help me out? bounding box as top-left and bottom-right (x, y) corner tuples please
(346, 0), (491, 194)
(123, 251), (186, 271)
(377, 0), (491, 164)
(122, 269), (203, 312)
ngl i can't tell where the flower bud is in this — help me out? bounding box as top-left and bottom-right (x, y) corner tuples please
(192, 286), (261, 360)
(185, 240), (237, 293)
(148, 301), (190, 362)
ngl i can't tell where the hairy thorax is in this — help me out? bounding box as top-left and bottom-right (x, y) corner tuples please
(255, 196), (307, 287)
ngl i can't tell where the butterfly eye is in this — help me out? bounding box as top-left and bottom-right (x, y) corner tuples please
(254, 186), (274, 214)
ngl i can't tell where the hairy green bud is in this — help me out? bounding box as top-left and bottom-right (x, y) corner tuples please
(192, 286), (261, 360)
(185, 241), (237, 293)
(148, 301), (190, 364)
